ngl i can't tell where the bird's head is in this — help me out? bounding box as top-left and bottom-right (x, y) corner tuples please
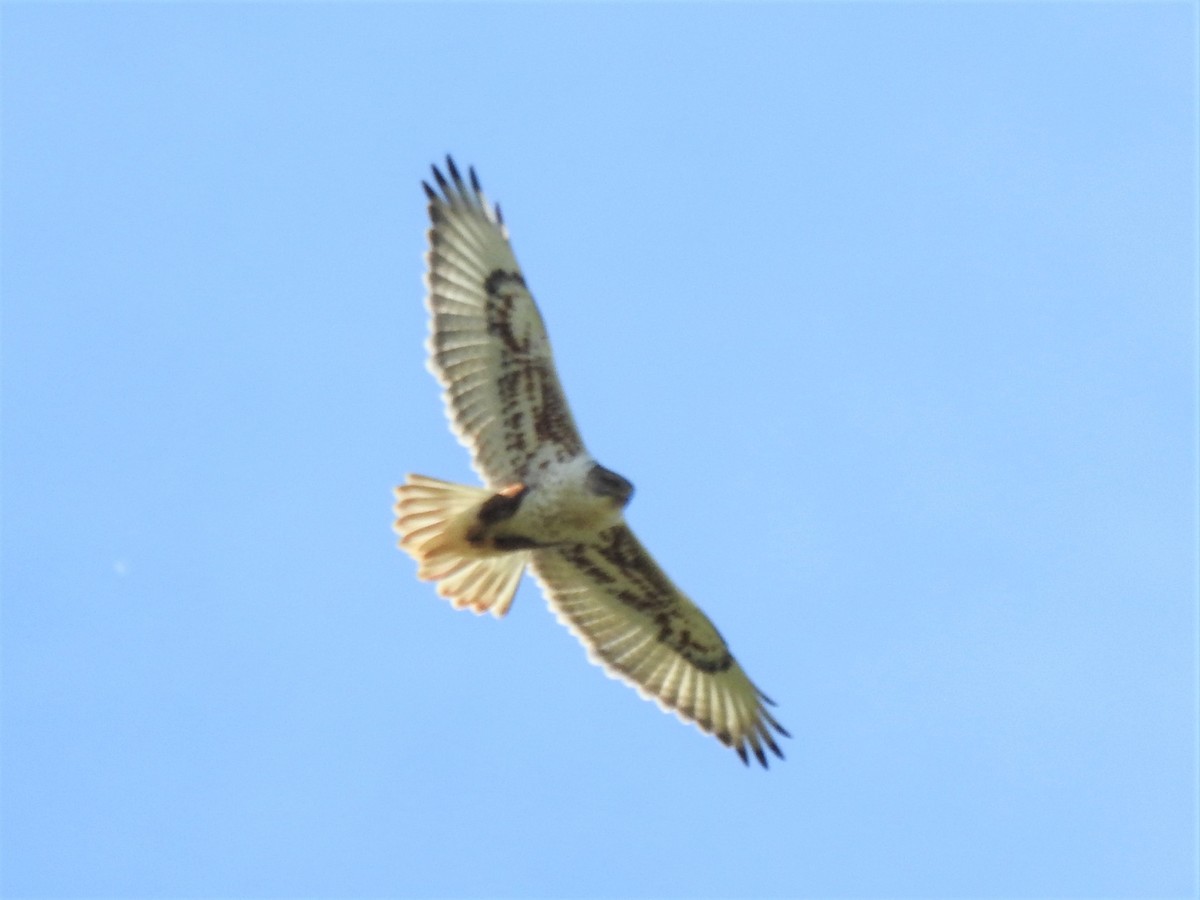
(586, 463), (635, 508)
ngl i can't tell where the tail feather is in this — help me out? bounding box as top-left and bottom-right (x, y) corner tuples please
(437, 554), (526, 617)
(393, 473), (529, 618)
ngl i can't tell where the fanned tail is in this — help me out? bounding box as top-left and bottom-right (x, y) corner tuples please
(393, 474), (528, 617)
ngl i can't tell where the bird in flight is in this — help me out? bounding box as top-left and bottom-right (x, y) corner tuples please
(394, 157), (788, 767)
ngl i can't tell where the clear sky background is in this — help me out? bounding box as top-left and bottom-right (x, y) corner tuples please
(2, 4), (1196, 898)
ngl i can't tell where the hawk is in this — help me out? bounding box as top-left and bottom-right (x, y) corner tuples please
(394, 157), (788, 767)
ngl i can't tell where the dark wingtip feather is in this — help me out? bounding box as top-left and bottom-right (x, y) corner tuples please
(468, 165), (481, 194)
(431, 164), (449, 192)
(736, 745), (749, 766)
(495, 203), (504, 225)
(445, 155), (463, 187)
(422, 180), (437, 201)
(762, 728), (784, 759)
(759, 704), (790, 738)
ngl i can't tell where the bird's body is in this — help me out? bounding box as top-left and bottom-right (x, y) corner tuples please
(468, 457), (632, 554)
(394, 158), (788, 767)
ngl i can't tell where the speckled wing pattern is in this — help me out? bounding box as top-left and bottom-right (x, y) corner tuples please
(531, 525), (790, 767)
(423, 159), (584, 489)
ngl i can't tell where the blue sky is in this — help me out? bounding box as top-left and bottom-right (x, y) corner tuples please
(2, 4), (1196, 898)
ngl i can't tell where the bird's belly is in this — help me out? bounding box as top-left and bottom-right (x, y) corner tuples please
(492, 485), (621, 548)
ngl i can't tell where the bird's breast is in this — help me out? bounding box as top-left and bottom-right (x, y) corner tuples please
(491, 477), (623, 547)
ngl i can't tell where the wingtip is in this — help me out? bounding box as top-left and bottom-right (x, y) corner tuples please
(761, 727), (784, 760)
(445, 155), (463, 187)
(759, 703), (789, 738)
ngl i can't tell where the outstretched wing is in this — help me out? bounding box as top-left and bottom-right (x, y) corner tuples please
(530, 525), (789, 767)
(422, 157), (585, 489)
